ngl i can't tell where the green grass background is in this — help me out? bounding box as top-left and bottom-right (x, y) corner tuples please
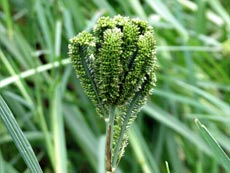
(0, 0), (230, 172)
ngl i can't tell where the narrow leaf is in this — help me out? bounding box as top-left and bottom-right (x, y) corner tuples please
(0, 96), (43, 173)
(195, 118), (230, 171)
(51, 84), (67, 173)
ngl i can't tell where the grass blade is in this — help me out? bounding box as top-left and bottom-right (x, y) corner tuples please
(63, 104), (98, 170)
(0, 96), (43, 173)
(91, 0), (116, 15)
(129, 124), (160, 173)
(208, 0), (230, 30)
(0, 150), (5, 173)
(0, 152), (19, 173)
(1, 0), (13, 38)
(195, 119), (230, 171)
(97, 135), (106, 173)
(0, 58), (71, 88)
(54, 21), (62, 57)
(146, 0), (188, 40)
(128, 0), (147, 19)
(0, 50), (33, 104)
(176, 81), (230, 116)
(143, 103), (211, 155)
(35, 0), (53, 58)
(165, 161), (171, 173)
(51, 84), (67, 173)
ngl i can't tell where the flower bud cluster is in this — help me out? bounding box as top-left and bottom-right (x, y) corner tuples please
(69, 15), (157, 115)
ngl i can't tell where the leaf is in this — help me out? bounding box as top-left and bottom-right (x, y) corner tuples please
(129, 124), (160, 173)
(0, 96), (43, 173)
(146, 0), (189, 40)
(112, 91), (147, 167)
(195, 119), (230, 171)
(143, 103), (211, 155)
(51, 84), (67, 173)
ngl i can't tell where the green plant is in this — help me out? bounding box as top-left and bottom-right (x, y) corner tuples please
(0, 96), (43, 173)
(1, 0), (230, 172)
(195, 119), (230, 171)
(68, 15), (157, 172)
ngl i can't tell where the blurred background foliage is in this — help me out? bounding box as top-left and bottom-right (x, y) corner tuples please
(0, 0), (229, 172)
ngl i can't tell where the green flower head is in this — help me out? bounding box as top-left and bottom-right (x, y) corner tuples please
(69, 15), (158, 171)
(69, 15), (157, 114)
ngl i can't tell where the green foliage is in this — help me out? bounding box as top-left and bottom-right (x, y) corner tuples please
(0, 0), (230, 173)
(195, 119), (230, 171)
(0, 96), (43, 173)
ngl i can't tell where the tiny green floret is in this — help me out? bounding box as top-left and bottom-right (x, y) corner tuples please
(68, 15), (157, 172)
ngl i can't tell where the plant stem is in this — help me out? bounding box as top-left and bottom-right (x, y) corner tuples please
(105, 105), (116, 173)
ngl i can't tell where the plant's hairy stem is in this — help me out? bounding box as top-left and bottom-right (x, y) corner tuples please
(105, 125), (112, 172)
